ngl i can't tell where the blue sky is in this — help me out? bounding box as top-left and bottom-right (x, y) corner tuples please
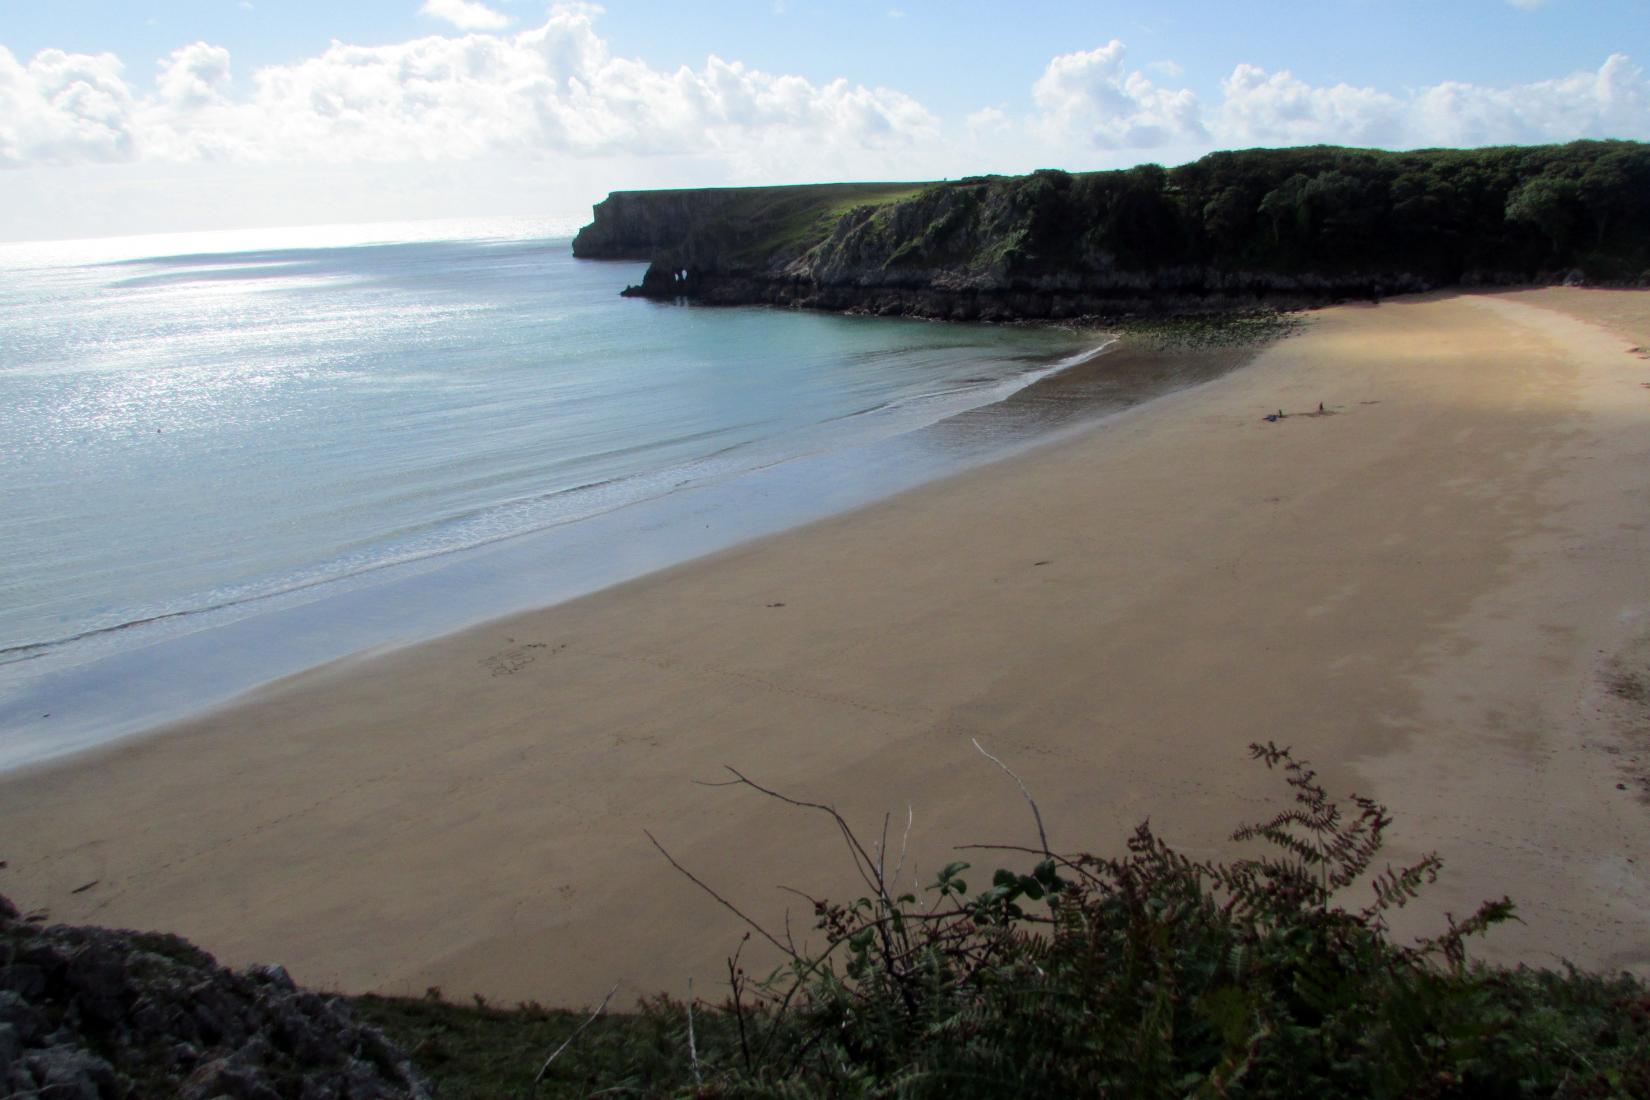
(2, 1), (1646, 240)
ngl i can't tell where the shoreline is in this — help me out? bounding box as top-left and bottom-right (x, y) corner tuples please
(0, 329), (1256, 785)
(3, 289), (1647, 1007)
(0, 326), (1171, 773)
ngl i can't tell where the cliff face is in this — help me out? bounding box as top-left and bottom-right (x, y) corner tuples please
(571, 182), (928, 265)
(572, 143), (1650, 320)
(571, 189), (757, 260)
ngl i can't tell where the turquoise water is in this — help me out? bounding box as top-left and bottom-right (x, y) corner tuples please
(0, 217), (1098, 765)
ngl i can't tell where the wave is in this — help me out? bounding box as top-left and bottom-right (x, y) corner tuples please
(0, 337), (1115, 675)
(0, 470), (641, 669)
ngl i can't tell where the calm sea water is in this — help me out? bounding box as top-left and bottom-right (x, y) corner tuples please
(0, 217), (1098, 766)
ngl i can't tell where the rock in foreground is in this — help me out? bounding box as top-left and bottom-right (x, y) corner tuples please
(0, 895), (429, 1100)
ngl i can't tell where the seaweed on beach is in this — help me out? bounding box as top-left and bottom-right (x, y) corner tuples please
(1111, 310), (1306, 351)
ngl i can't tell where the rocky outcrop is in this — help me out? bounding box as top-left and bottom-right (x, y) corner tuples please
(638, 268), (1437, 323)
(0, 895), (429, 1100)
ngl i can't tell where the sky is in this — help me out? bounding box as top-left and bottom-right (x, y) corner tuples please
(2, 0), (1647, 242)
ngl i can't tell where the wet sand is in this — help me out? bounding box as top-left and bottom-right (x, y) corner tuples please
(4, 289), (1649, 1006)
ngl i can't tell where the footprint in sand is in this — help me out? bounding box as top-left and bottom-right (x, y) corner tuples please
(481, 642), (551, 677)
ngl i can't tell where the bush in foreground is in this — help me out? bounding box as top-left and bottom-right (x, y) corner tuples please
(360, 744), (1650, 1098)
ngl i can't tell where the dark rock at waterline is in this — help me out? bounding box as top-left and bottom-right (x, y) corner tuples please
(0, 893), (429, 1099)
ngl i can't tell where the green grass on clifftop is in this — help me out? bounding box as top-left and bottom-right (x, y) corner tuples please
(695, 182), (929, 267)
(574, 181), (932, 271)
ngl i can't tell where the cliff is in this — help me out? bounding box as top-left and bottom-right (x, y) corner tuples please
(573, 142), (1650, 320)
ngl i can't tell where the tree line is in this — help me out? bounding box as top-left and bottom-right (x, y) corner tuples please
(999, 141), (1650, 283)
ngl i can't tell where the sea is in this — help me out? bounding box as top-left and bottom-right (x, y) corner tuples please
(0, 216), (1109, 769)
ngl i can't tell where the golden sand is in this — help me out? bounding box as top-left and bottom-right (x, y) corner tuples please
(4, 289), (1649, 1006)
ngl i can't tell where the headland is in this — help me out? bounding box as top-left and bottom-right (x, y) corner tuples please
(573, 142), (1650, 320)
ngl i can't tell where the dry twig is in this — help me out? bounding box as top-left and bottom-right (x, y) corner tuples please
(644, 829), (797, 959)
(972, 738), (1051, 856)
(686, 977), (702, 1085)
(532, 982), (619, 1092)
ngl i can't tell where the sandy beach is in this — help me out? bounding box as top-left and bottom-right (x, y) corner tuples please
(4, 288), (1649, 1008)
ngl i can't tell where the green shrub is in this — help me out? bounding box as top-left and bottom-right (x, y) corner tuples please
(363, 744), (1650, 1097)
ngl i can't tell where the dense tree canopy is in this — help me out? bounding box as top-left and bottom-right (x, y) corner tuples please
(1147, 142), (1649, 280)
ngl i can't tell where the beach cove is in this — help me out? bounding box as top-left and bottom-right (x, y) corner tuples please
(3, 288), (1649, 1008)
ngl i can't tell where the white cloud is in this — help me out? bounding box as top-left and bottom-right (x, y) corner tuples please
(1214, 65), (1404, 147)
(1506, 0), (1551, 8)
(154, 43), (232, 110)
(1214, 54), (1650, 149)
(1405, 54), (1648, 146)
(0, 4), (937, 179)
(1030, 41), (1205, 149)
(2, 11), (1645, 203)
(1001, 45), (1650, 165)
(964, 105), (1010, 136)
(0, 46), (137, 167)
(418, 0), (513, 33)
